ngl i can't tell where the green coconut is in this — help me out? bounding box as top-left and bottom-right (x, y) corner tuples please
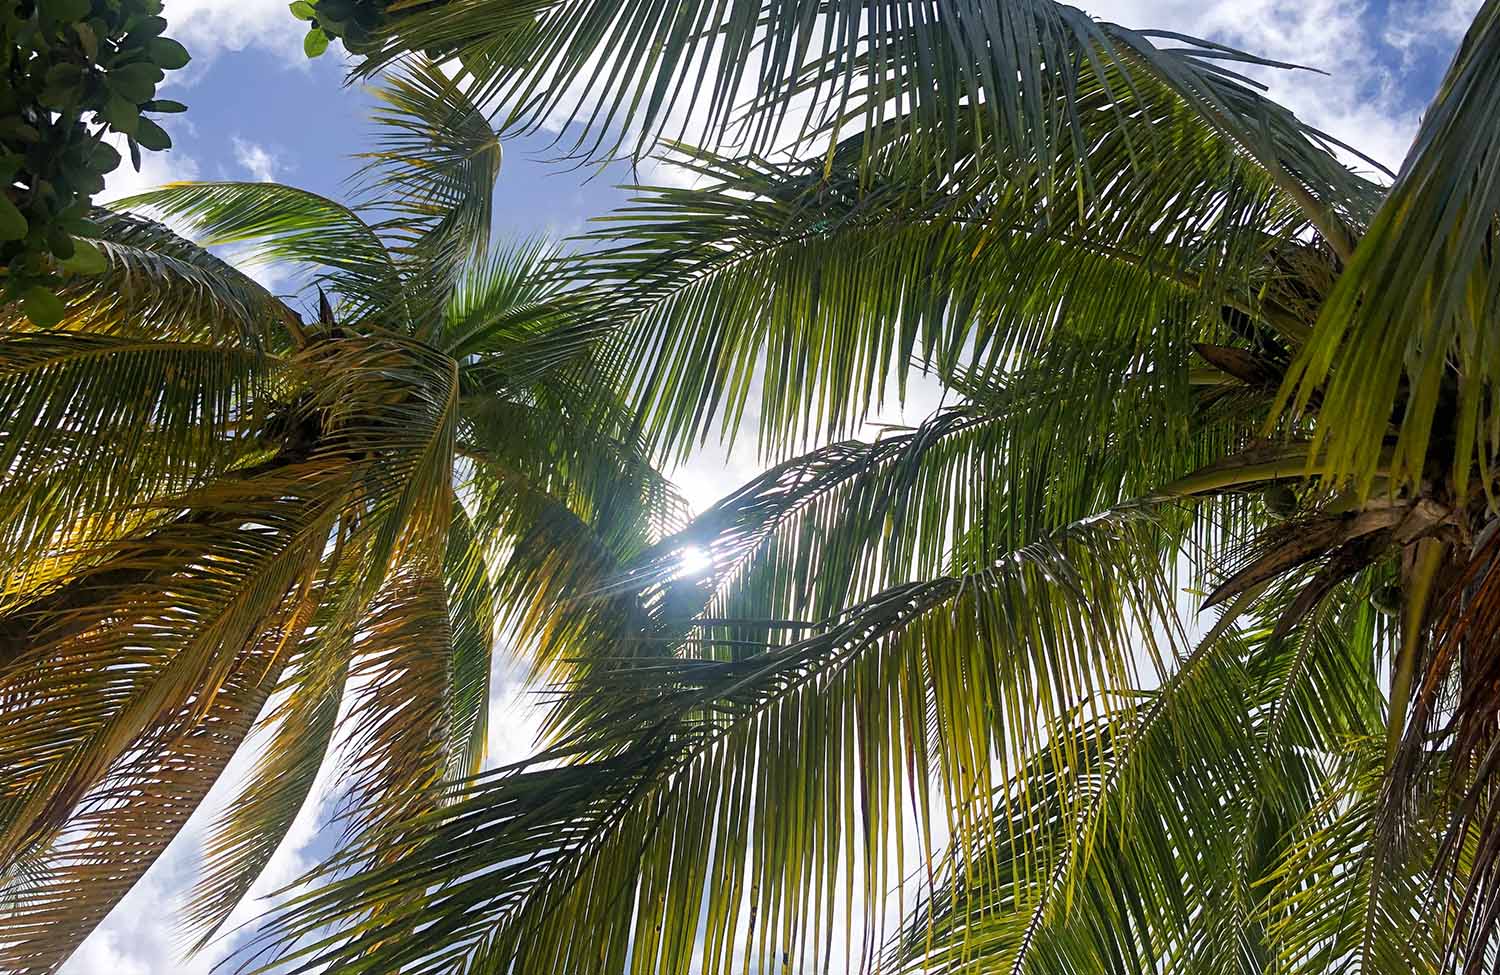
(1263, 483), (1298, 519)
(1370, 583), (1402, 617)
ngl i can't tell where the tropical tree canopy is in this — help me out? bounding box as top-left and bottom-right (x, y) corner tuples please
(0, 58), (686, 973)
(6, 1), (1500, 974)
(211, 1), (1500, 974)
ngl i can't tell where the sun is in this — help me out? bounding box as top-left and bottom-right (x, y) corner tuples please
(675, 545), (714, 578)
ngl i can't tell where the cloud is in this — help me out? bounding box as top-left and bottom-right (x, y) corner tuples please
(61, 929), (166, 975)
(232, 137), (280, 182)
(98, 138), (200, 204)
(1084, 0), (1474, 174)
(157, 0), (309, 73)
(1184, 0), (1418, 170)
(485, 677), (550, 769)
(1385, 0), (1482, 62)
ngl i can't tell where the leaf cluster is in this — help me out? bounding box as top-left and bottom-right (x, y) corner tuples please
(0, 60), (689, 974)
(209, 2), (1500, 973)
(1, 0), (189, 322)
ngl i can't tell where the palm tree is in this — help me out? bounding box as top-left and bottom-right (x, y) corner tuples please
(0, 60), (686, 973)
(227, 2), (1500, 974)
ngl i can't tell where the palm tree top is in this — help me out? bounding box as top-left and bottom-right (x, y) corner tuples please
(9, 2), (1500, 974)
(0, 57), (687, 972)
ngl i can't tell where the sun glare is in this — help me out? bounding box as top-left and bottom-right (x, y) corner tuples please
(676, 545), (714, 578)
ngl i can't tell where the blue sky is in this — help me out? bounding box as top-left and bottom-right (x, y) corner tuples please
(63, 0), (1482, 972)
(98, 44), (654, 255)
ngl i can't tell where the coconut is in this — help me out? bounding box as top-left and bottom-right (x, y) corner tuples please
(1263, 483), (1298, 519)
(1370, 584), (1402, 617)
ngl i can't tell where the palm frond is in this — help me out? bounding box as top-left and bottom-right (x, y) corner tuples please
(442, 506), (497, 779)
(444, 242), (610, 387)
(1258, 744), (1457, 975)
(439, 237), (565, 359)
(108, 182), (403, 326)
(184, 647), (349, 950)
(359, 59), (504, 325)
(888, 584), (1394, 975)
(0, 331), (282, 604)
(0, 541), (323, 973)
(611, 339), (1263, 663)
(335, 566), (459, 841)
(11, 210), (297, 344)
(459, 403), (677, 696)
(1276, 0), (1500, 497)
(576, 129), (1301, 460)
(227, 506), (1183, 975)
(357, 0), (1382, 243)
(0, 465), (348, 867)
(292, 334), (458, 593)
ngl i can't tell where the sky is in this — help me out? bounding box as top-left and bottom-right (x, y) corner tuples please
(61, 0), (1482, 972)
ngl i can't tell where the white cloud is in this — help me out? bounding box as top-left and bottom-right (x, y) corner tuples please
(1082, 0), (1482, 175)
(1385, 0), (1482, 63)
(637, 154), (707, 190)
(159, 0), (310, 72)
(486, 678), (549, 769)
(98, 137), (200, 204)
(232, 137), (280, 182)
(62, 930), (159, 975)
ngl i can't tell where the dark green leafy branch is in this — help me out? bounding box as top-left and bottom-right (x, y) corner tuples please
(1, 0), (189, 323)
(287, 0), (378, 58)
(286, 0), (533, 63)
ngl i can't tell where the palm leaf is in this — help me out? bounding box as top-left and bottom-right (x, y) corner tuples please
(576, 130), (1300, 461)
(0, 331), (283, 604)
(0, 466), (348, 866)
(227, 507), (1183, 975)
(889, 585), (1393, 975)
(30, 210), (296, 344)
(1276, 0), (1500, 498)
(0, 533), (328, 973)
(183, 576), (357, 949)
(110, 182), (404, 325)
(442, 506), (497, 779)
(357, 0), (1382, 243)
(359, 59), (504, 324)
